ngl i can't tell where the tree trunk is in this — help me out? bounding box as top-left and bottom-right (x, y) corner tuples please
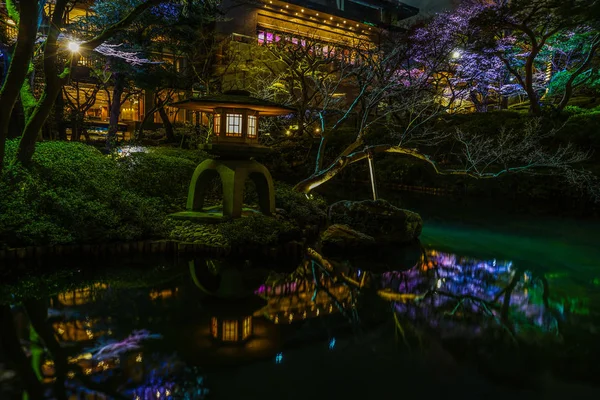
(0, 305), (45, 399)
(16, 0), (69, 167)
(107, 73), (125, 150)
(158, 106), (175, 142)
(54, 90), (67, 140)
(71, 111), (81, 141)
(524, 47), (542, 116)
(556, 41), (600, 113)
(24, 299), (68, 400)
(0, 0), (39, 173)
(135, 105), (159, 141)
(16, 88), (61, 166)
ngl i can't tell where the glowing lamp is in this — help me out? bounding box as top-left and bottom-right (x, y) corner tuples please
(68, 41), (80, 52)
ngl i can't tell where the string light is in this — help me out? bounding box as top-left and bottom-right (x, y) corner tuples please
(301, 9), (304, 12)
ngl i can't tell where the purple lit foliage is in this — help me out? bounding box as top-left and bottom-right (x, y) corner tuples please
(409, 1), (517, 111)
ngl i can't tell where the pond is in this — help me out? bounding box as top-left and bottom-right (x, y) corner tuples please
(1, 190), (599, 399)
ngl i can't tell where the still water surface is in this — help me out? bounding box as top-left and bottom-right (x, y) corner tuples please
(1, 192), (599, 399)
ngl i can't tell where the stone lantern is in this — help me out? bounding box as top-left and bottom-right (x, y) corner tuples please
(189, 259), (267, 344)
(170, 90), (293, 220)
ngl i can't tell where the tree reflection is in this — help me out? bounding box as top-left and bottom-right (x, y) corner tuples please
(0, 248), (573, 398)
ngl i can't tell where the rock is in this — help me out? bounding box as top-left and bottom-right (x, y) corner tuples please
(328, 199), (422, 244)
(321, 224), (376, 252)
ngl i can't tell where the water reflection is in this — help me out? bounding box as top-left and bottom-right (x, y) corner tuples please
(384, 251), (558, 339)
(1, 247), (598, 399)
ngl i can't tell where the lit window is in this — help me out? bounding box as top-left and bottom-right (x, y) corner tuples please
(258, 31), (265, 45)
(242, 317), (252, 340)
(211, 317), (218, 339)
(213, 114), (221, 134)
(226, 114), (242, 137)
(248, 116), (257, 138)
(266, 32), (274, 43)
(222, 320), (238, 341)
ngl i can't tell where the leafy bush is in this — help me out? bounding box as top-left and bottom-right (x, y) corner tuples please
(118, 148), (206, 210)
(274, 182), (327, 228)
(559, 112), (600, 152)
(0, 140), (167, 247)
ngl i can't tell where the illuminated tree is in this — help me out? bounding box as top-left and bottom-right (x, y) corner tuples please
(292, 31), (598, 200)
(0, 0), (171, 172)
(470, 0), (600, 115)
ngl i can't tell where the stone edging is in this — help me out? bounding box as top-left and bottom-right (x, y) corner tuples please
(0, 239), (306, 262)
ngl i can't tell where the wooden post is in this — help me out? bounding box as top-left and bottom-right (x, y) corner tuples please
(367, 152), (378, 200)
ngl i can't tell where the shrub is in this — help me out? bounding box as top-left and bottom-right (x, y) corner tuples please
(274, 182), (327, 228)
(0, 140), (166, 247)
(118, 149), (200, 210)
(559, 112), (600, 153)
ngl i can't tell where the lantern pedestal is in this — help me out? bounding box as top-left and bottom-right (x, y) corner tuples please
(170, 159), (275, 220)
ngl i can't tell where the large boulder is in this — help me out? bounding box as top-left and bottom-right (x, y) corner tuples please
(328, 199), (422, 244)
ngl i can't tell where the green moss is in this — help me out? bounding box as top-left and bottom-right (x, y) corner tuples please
(20, 76), (38, 119)
(219, 214), (300, 246)
(6, 0), (19, 23)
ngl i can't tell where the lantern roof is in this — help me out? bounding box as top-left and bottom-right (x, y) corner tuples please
(170, 90), (294, 116)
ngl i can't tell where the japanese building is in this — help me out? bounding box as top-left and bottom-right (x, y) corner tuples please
(1, 0), (419, 139)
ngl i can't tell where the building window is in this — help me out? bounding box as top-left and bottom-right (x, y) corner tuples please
(242, 317), (252, 340)
(222, 320), (238, 341)
(211, 317), (218, 339)
(247, 115), (257, 138)
(213, 113), (221, 134)
(226, 113), (242, 137)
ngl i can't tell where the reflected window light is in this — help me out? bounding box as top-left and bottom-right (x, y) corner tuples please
(211, 317), (218, 339)
(242, 316), (252, 340)
(222, 320), (238, 341)
(275, 352), (283, 364)
(329, 338), (336, 349)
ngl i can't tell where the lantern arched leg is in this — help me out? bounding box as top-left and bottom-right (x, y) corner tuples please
(186, 160), (221, 212)
(185, 159), (275, 218)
